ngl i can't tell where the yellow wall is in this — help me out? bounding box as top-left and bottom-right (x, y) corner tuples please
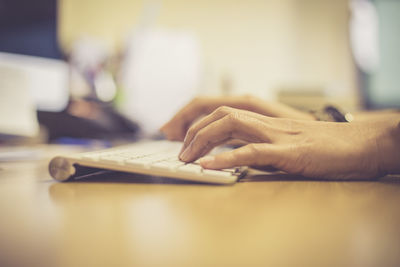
(59, 0), (357, 105)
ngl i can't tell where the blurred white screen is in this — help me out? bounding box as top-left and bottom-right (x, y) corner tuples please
(0, 52), (69, 112)
(119, 29), (202, 136)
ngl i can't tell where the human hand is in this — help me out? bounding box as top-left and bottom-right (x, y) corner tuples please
(178, 106), (400, 179)
(161, 95), (315, 141)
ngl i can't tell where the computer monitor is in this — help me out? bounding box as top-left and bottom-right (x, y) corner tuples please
(0, 0), (69, 113)
(0, 0), (69, 137)
(0, 0), (62, 59)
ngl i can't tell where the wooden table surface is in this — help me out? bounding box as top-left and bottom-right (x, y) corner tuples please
(1, 146), (400, 267)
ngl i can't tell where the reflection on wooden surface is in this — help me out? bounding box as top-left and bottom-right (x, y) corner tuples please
(1, 157), (400, 267)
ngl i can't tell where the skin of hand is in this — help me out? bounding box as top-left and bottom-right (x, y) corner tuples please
(160, 95), (315, 141)
(177, 106), (400, 179)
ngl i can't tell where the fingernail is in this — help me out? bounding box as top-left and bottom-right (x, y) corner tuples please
(180, 136), (188, 155)
(180, 147), (191, 161)
(199, 156), (215, 167)
(179, 145), (186, 157)
(179, 146), (184, 156)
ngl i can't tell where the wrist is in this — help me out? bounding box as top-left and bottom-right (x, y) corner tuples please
(376, 119), (400, 175)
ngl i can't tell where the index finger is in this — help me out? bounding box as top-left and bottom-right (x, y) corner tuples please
(160, 95), (262, 141)
(180, 112), (269, 162)
(160, 97), (217, 141)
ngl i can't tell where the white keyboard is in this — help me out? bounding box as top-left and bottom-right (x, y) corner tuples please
(49, 140), (247, 184)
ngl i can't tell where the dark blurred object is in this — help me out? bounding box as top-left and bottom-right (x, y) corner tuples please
(0, 0), (62, 59)
(0, 0), (141, 142)
(38, 100), (140, 142)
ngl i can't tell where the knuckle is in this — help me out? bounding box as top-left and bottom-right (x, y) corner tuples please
(186, 126), (196, 138)
(196, 129), (206, 142)
(214, 105), (231, 116)
(192, 129), (212, 151)
(226, 112), (239, 122)
(246, 143), (260, 156)
(225, 112), (244, 130)
(193, 128), (206, 144)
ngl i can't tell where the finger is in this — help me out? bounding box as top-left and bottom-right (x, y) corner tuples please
(180, 113), (269, 162)
(199, 143), (283, 169)
(180, 106), (234, 153)
(160, 95), (265, 141)
(160, 97), (221, 141)
(181, 106), (276, 154)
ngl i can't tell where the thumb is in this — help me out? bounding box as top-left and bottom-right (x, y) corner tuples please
(199, 143), (281, 170)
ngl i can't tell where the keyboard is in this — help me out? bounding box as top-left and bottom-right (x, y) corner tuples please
(49, 140), (247, 184)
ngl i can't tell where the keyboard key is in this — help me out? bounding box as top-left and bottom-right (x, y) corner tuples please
(202, 169), (235, 178)
(177, 164), (203, 174)
(82, 154), (100, 161)
(100, 155), (126, 165)
(125, 158), (150, 168)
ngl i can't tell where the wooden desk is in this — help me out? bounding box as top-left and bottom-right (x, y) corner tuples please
(1, 146), (400, 267)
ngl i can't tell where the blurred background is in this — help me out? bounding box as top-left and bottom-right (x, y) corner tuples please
(0, 0), (399, 144)
(59, 0), (354, 100)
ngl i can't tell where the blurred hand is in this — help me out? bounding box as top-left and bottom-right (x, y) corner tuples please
(161, 95), (315, 141)
(177, 106), (400, 179)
